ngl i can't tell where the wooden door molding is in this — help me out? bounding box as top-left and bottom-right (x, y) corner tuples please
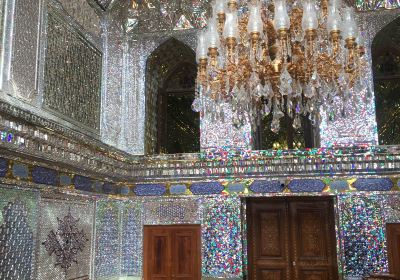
(144, 225), (201, 280)
(386, 223), (400, 280)
(247, 197), (338, 280)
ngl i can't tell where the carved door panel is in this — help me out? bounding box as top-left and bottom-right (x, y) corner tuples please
(144, 225), (201, 280)
(290, 201), (338, 280)
(172, 227), (201, 280)
(248, 200), (291, 280)
(144, 227), (172, 280)
(248, 198), (338, 280)
(386, 223), (400, 280)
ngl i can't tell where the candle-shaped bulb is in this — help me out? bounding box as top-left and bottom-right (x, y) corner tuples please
(196, 30), (208, 62)
(223, 11), (239, 38)
(247, 2), (263, 34)
(327, 4), (342, 32)
(207, 17), (220, 48)
(214, 0), (226, 15)
(342, 7), (358, 40)
(302, 0), (318, 31)
(273, 0), (290, 31)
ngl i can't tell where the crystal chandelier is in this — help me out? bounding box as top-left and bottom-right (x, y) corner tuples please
(192, 0), (368, 133)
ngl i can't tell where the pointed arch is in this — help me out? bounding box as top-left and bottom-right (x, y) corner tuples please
(144, 37), (199, 154)
(372, 16), (400, 144)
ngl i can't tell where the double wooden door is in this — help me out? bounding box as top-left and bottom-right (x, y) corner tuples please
(144, 225), (201, 280)
(387, 223), (400, 280)
(247, 198), (338, 280)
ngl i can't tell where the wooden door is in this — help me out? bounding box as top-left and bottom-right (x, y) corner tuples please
(386, 223), (400, 280)
(248, 198), (338, 280)
(144, 225), (201, 280)
(248, 200), (291, 279)
(290, 201), (338, 280)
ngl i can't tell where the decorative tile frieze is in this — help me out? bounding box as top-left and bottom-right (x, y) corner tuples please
(73, 175), (93, 192)
(249, 180), (283, 193)
(12, 163), (29, 179)
(190, 182), (224, 195)
(134, 184), (166, 196)
(32, 166), (58, 186)
(353, 178), (394, 191)
(288, 179), (326, 193)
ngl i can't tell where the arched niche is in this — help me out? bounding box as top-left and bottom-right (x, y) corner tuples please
(144, 37), (199, 154)
(372, 16), (400, 145)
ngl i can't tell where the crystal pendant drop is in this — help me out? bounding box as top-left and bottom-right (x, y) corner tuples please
(279, 68), (293, 96)
(273, 103), (285, 119)
(271, 118), (280, 133)
(304, 84), (314, 98)
(292, 114), (301, 130)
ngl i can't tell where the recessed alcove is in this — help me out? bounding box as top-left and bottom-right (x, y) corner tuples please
(372, 16), (400, 145)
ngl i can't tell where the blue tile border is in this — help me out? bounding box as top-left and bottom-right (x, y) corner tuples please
(190, 182), (224, 195)
(120, 185), (130, 195)
(12, 163), (29, 179)
(103, 183), (116, 194)
(0, 158), (8, 177)
(32, 166), (58, 186)
(250, 180), (284, 193)
(228, 183), (245, 193)
(73, 175), (93, 192)
(170, 184), (187, 195)
(60, 174), (72, 186)
(330, 180), (349, 192)
(353, 178), (393, 191)
(134, 184), (167, 196)
(288, 179), (326, 192)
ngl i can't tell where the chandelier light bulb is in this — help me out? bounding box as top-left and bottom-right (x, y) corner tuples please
(302, 0), (318, 31)
(214, 0), (226, 15)
(330, 0), (342, 9)
(273, 0), (290, 31)
(223, 11), (239, 38)
(342, 7), (358, 40)
(247, 2), (263, 34)
(327, 4), (342, 33)
(207, 17), (220, 48)
(196, 30), (208, 62)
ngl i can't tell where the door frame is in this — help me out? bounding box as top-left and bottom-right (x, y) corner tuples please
(386, 223), (400, 279)
(143, 224), (202, 280)
(246, 196), (339, 280)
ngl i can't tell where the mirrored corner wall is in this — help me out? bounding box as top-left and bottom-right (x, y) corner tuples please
(0, 0), (104, 141)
